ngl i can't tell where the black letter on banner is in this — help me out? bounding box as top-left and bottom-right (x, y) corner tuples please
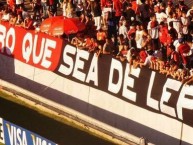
(0, 123), (2, 140)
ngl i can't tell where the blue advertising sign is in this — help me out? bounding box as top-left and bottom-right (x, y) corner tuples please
(0, 117), (57, 145)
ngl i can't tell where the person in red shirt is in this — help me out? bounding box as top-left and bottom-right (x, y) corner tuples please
(84, 36), (92, 48)
(96, 28), (107, 50)
(7, 0), (15, 10)
(177, 38), (190, 68)
(159, 21), (169, 61)
(113, 0), (122, 26)
(100, 0), (107, 9)
(88, 38), (99, 53)
(165, 45), (181, 79)
(170, 44), (180, 66)
(23, 15), (34, 30)
(139, 48), (148, 63)
(159, 21), (169, 47)
(116, 34), (128, 60)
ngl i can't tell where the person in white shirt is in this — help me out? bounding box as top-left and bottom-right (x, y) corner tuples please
(186, 6), (193, 18)
(173, 39), (180, 52)
(118, 20), (128, 39)
(147, 13), (160, 50)
(1, 9), (10, 22)
(172, 12), (182, 38)
(167, 11), (173, 27)
(135, 23), (143, 49)
(181, 11), (190, 41)
(155, 5), (167, 24)
(165, 1), (173, 16)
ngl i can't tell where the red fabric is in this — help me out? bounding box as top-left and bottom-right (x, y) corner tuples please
(150, 21), (158, 28)
(0, 22), (63, 71)
(167, 46), (172, 57)
(101, 0), (107, 8)
(36, 0), (41, 5)
(7, 0), (15, 7)
(113, 0), (122, 17)
(178, 43), (190, 54)
(90, 42), (98, 49)
(171, 51), (180, 65)
(127, 28), (136, 39)
(178, 43), (190, 65)
(159, 26), (169, 44)
(166, 35), (173, 46)
(47, 17), (86, 35)
(151, 56), (157, 61)
(24, 19), (34, 30)
(139, 50), (148, 63)
(131, 1), (138, 13)
(49, 0), (54, 5)
(85, 38), (92, 46)
(121, 50), (128, 55)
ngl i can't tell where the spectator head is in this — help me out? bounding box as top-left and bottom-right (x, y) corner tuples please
(173, 12), (178, 19)
(190, 69), (193, 76)
(122, 20), (127, 26)
(154, 5), (160, 12)
(150, 13), (156, 21)
(178, 0), (184, 5)
(159, 21), (166, 29)
(160, 2), (166, 9)
(168, 11), (173, 18)
(170, 44), (176, 51)
(168, 21), (173, 28)
(127, 3), (132, 8)
(130, 22), (136, 29)
(167, 1), (173, 6)
(181, 10), (186, 17)
(10, 12), (16, 18)
(136, 22), (142, 29)
(106, 37), (112, 43)
(25, 14), (30, 19)
(118, 34), (124, 40)
(190, 10), (193, 17)
(159, 21), (165, 27)
(190, 30), (193, 37)
(152, 0), (157, 6)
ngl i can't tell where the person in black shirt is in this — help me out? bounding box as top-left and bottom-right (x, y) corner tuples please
(124, 2), (136, 26)
(93, 1), (102, 31)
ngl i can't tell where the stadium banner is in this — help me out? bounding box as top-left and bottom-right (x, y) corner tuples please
(0, 23), (193, 128)
(0, 22), (63, 71)
(55, 44), (193, 127)
(0, 117), (57, 145)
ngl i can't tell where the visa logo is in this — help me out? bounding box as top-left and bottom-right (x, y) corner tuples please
(6, 123), (28, 145)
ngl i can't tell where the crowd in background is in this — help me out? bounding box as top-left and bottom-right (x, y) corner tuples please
(0, 0), (193, 85)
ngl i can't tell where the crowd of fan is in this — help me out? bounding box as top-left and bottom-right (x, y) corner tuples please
(1, 0), (193, 85)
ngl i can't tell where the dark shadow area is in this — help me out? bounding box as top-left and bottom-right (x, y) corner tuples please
(0, 97), (115, 145)
(0, 54), (191, 145)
